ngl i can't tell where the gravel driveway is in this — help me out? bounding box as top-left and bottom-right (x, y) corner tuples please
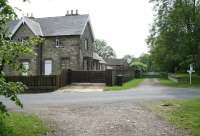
(3, 78), (200, 136)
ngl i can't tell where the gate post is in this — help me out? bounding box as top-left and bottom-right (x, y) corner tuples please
(105, 69), (113, 86)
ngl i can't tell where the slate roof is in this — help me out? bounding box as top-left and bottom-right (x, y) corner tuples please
(7, 14), (90, 37)
(93, 53), (107, 64)
(93, 53), (102, 60)
(105, 58), (127, 66)
(99, 58), (107, 64)
(24, 17), (43, 36)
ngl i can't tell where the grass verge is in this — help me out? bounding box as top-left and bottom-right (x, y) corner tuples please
(151, 99), (200, 136)
(0, 112), (48, 136)
(105, 78), (144, 91)
(159, 73), (200, 88)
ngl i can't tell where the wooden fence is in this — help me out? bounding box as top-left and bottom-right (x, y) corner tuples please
(5, 69), (135, 93)
(70, 71), (106, 83)
(4, 69), (114, 93)
(5, 75), (61, 93)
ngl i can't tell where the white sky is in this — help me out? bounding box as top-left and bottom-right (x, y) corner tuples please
(8, 0), (154, 58)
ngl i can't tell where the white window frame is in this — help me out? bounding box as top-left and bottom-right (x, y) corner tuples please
(56, 38), (60, 48)
(22, 61), (29, 76)
(44, 60), (52, 75)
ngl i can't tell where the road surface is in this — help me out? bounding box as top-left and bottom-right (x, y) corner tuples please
(2, 78), (200, 136)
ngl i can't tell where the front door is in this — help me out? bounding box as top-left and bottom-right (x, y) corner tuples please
(45, 60), (52, 75)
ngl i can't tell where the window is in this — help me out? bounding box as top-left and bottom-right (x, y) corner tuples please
(61, 58), (70, 70)
(18, 37), (29, 42)
(44, 60), (52, 75)
(55, 38), (63, 48)
(56, 38), (60, 47)
(22, 61), (29, 76)
(84, 39), (89, 50)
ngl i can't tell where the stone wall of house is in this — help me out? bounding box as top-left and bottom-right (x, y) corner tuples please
(80, 22), (95, 70)
(42, 36), (81, 75)
(4, 24), (38, 76)
(4, 20), (96, 76)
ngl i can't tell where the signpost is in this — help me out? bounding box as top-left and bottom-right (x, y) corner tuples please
(187, 64), (195, 85)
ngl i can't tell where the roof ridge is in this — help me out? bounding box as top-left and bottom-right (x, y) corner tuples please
(34, 14), (89, 20)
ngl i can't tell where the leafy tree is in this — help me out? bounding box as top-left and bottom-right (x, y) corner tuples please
(0, 0), (43, 114)
(130, 61), (147, 72)
(148, 0), (200, 73)
(126, 53), (154, 72)
(94, 39), (116, 59)
(138, 53), (155, 72)
(123, 54), (134, 64)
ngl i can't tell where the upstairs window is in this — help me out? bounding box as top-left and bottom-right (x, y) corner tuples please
(56, 39), (60, 47)
(18, 36), (29, 42)
(84, 39), (89, 50)
(55, 38), (63, 48)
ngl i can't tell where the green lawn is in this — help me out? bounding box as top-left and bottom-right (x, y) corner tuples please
(160, 73), (200, 88)
(0, 112), (48, 136)
(151, 99), (200, 136)
(105, 78), (144, 91)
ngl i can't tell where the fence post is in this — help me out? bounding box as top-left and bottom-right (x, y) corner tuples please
(67, 69), (72, 85)
(105, 69), (113, 86)
(56, 75), (60, 89)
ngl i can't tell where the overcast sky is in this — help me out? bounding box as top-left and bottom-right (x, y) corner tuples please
(8, 0), (154, 58)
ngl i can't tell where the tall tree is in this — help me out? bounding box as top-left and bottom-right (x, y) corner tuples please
(148, 0), (200, 73)
(123, 54), (134, 64)
(0, 0), (43, 114)
(94, 39), (116, 59)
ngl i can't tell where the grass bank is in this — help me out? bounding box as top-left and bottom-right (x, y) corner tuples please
(151, 99), (200, 136)
(0, 112), (48, 136)
(105, 78), (144, 91)
(160, 73), (200, 88)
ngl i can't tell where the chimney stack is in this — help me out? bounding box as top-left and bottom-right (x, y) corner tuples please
(66, 9), (79, 16)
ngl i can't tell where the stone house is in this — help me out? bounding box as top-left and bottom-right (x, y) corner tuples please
(5, 13), (106, 76)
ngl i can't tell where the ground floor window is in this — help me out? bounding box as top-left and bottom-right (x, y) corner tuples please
(22, 61), (29, 76)
(44, 60), (52, 75)
(61, 57), (70, 70)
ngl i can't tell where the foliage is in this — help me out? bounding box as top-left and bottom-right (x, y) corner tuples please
(122, 54), (134, 64)
(123, 53), (156, 72)
(0, 0), (44, 114)
(130, 61), (147, 72)
(137, 53), (156, 71)
(0, 0), (16, 35)
(0, 112), (48, 136)
(153, 99), (200, 136)
(105, 79), (144, 91)
(94, 39), (116, 59)
(147, 0), (200, 73)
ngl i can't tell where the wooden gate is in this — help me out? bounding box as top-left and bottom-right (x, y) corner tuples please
(70, 71), (106, 83)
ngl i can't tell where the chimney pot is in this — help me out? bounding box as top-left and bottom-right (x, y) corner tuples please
(76, 9), (79, 15)
(66, 10), (69, 16)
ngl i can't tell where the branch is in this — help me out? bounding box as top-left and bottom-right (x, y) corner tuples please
(0, 59), (5, 76)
